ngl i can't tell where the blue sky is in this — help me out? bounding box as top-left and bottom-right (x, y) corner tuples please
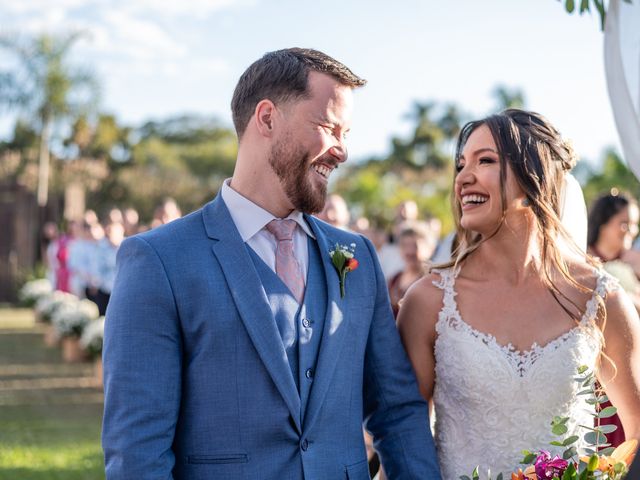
(0, 0), (619, 167)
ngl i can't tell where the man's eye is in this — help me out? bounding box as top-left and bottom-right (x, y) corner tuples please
(455, 163), (464, 172)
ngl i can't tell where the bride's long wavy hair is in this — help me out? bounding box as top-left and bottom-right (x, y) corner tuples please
(440, 109), (606, 337)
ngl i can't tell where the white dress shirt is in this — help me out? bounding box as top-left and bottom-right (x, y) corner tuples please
(221, 179), (315, 284)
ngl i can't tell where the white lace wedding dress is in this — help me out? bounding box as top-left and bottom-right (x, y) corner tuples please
(431, 267), (618, 480)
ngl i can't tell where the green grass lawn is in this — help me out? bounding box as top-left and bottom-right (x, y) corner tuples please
(0, 309), (105, 480)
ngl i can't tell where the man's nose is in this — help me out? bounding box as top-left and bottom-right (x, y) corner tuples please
(329, 142), (348, 163)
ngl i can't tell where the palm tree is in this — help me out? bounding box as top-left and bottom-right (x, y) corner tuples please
(0, 31), (98, 206)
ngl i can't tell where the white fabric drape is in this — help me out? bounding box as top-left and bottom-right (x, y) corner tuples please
(604, 0), (640, 179)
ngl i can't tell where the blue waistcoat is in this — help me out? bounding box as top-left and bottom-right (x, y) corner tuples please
(247, 236), (327, 416)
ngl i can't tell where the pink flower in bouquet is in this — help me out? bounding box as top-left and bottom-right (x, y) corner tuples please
(534, 451), (569, 479)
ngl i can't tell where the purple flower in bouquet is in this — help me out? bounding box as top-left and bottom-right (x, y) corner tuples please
(534, 450), (569, 479)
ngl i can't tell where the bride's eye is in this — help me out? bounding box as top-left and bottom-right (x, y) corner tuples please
(479, 157), (496, 164)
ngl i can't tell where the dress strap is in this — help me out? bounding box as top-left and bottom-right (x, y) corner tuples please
(581, 268), (621, 325)
(431, 267), (460, 315)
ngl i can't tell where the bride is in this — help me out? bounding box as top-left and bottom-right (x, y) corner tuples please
(397, 109), (640, 479)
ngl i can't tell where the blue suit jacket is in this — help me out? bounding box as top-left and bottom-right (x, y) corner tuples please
(102, 194), (441, 479)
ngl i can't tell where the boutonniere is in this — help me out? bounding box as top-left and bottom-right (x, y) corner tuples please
(329, 243), (359, 298)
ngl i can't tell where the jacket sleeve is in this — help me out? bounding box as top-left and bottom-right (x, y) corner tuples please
(102, 236), (182, 480)
(361, 236), (442, 480)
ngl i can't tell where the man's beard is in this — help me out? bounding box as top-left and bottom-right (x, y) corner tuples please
(268, 135), (327, 214)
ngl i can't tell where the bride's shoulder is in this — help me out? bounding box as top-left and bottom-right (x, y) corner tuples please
(397, 269), (448, 325)
(565, 258), (615, 292)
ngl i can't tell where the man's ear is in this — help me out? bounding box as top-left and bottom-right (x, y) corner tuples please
(254, 99), (277, 138)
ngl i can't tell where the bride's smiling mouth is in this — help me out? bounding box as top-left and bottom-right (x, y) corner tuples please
(461, 193), (489, 209)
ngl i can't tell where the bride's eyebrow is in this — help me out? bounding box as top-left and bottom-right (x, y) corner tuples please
(472, 148), (498, 156)
(458, 148), (498, 161)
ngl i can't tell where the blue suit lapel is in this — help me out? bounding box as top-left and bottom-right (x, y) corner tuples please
(302, 216), (351, 431)
(202, 195), (301, 433)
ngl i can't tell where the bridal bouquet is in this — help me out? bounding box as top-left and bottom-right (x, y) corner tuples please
(461, 366), (637, 480)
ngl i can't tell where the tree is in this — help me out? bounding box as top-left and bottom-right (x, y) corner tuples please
(579, 148), (640, 206)
(557, 0), (633, 30)
(492, 85), (526, 111)
(0, 31), (98, 206)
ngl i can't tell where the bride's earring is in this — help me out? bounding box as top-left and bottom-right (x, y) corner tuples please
(522, 197), (531, 207)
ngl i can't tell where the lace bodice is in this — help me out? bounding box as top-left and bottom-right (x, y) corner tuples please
(431, 267), (619, 480)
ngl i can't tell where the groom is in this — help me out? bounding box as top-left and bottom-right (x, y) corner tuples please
(102, 48), (441, 480)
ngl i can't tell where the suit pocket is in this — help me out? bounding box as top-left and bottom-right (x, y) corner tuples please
(187, 453), (248, 464)
(345, 459), (371, 480)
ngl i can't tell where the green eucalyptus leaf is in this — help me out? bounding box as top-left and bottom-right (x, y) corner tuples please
(596, 424), (617, 434)
(599, 447), (615, 456)
(583, 447), (596, 456)
(553, 424), (569, 435)
(584, 431), (607, 445)
(565, 0), (576, 13)
(551, 440), (564, 446)
(597, 394), (609, 403)
(563, 435), (579, 446)
(522, 453), (537, 464)
(579, 0), (589, 13)
(563, 446), (577, 460)
(585, 398), (598, 405)
(576, 388), (592, 396)
(597, 406), (617, 418)
(472, 466), (480, 480)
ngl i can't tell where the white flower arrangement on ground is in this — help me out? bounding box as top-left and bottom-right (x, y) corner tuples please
(80, 317), (105, 359)
(51, 298), (100, 338)
(34, 290), (78, 323)
(18, 278), (53, 307)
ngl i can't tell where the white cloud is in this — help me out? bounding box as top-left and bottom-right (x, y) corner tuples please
(0, 0), (85, 14)
(101, 10), (186, 60)
(126, 0), (249, 18)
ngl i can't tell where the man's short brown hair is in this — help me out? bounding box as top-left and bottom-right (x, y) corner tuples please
(231, 48), (366, 139)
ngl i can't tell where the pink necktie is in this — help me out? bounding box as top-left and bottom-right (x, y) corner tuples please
(266, 219), (305, 303)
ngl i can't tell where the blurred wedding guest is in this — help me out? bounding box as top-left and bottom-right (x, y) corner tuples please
(54, 220), (81, 292)
(84, 209), (100, 227)
(40, 221), (59, 287)
(588, 192), (640, 309)
(379, 200), (420, 280)
(388, 223), (435, 317)
(352, 217), (388, 253)
(316, 193), (350, 229)
(151, 197), (182, 228)
(586, 191), (639, 448)
(107, 207), (124, 225)
(68, 221), (99, 298)
(88, 221), (125, 315)
(122, 207), (140, 236)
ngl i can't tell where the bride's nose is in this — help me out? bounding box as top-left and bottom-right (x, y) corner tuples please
(455, 165), (475, 189)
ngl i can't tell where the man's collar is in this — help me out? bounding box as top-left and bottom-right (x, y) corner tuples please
(221, 179), (315, 242)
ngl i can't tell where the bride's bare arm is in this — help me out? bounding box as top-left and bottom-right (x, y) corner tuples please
(396, 273), (442, 404)
(599, 288), (640, 441)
